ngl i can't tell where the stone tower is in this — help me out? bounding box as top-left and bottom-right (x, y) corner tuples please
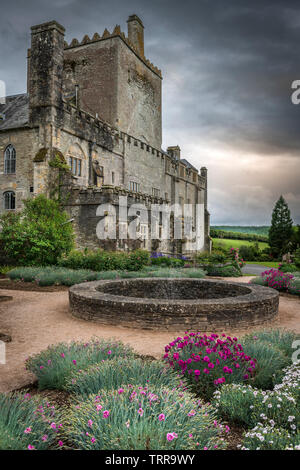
(28, 21), (65, 128)
(63, 15), (162, 148)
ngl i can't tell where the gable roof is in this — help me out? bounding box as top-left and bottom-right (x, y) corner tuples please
(0, 94), (29, 131)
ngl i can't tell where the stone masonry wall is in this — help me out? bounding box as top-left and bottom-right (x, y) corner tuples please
(0, 128), (38, 215)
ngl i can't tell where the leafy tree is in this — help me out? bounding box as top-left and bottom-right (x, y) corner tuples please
(268, 196), (293, 258)
(290, 225), (300, 252)
(0, 195), (74, 266)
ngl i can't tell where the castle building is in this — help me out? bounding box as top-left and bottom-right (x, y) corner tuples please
(0, 15), (210, 254)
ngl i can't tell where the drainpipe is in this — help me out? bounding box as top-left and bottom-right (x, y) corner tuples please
(88, 141), (93, 186)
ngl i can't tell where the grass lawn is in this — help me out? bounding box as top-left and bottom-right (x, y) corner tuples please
(212, 238), (269, 250)
(245, 261), (279, 268)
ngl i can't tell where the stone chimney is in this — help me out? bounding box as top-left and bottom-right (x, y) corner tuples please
(167, 145), (181, 160)
(127, 15), (144, 56)
(29, 20), (65, 126)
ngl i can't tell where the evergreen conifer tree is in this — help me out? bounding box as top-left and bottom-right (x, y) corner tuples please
(268, 195), (293, 258)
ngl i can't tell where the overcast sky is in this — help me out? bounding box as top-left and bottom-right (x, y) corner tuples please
(1, 0), (299, 225)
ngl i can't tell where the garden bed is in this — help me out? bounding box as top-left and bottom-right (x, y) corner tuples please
(0, 279), (68, 292)
(1, 330), (298, 451)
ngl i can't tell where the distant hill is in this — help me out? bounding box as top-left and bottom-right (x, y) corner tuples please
(212, 226), (270, 237)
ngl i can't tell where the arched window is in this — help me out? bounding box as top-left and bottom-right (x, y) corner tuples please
(3, 191), (15, 210)
(4, 145), (16, 174)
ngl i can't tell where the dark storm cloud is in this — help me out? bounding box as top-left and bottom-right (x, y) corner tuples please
(0, 0), (299, 223)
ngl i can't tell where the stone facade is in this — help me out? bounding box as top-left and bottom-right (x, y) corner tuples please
(0, 15), (211, 255)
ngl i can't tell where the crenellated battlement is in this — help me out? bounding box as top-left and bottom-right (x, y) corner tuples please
(64, 23), (162, 78)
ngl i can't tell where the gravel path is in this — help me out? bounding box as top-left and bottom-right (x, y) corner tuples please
(0, 276), (299, 393)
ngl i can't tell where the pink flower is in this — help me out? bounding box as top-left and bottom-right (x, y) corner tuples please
(42, 435), (48, 442)
(72, 359), (77, 365)
(118, 388), (124, 394)
(167, 432), (178, 441)
(103, 410), (110, 419)
(28, 445), (35, 450)
(107, 350), (112, 355)
(58, 441), (63, 447)
(60, 353), (65, 358)
(50, 422), (56, 430)
(138, 408), (144, 417)
(188, 410), (196, 417)
(158, 413), (165, 421)
(91, 437), (96, 443)
(24, 427), (32, 434)
(194, 369), (201, 376)
(88, 420), (93, 427)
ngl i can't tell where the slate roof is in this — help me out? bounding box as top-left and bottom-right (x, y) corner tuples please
(0, 94), (29, 131)
(180, 158), (198, 171)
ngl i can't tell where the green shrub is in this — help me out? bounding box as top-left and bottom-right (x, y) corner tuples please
(62, 386), (227, 450)
(196, 252), (227, 265)
(65, 358), (188, 396)
(8, 266), (105, 286)
(213, 383), (299, 432)
(212, 384), (260, 428)
(206, 264), (241, 277)
(249, 276), (264, 286)
(279, 263), (299, 273)
(151, 256), (184, 268)
(252, 390), (299, 432)
(184, 268), (206, 278)
(288, 277), (300, 296)
(274, 364), (300, 405)
(0, 265), (16, 275)
(240, 337), (292, 389)
(25, 338), (134, 390)
(58, 249), (149, 272)
(0, 195), (74, 266)
(239, 243), (261, 261)
(242, 329), (300, 359)
(241, 425), (300, 450)
(0, 392), (61, 450)
(7, 266), (206, 285)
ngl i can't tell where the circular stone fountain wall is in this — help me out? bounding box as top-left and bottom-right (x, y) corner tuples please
(69, 278), (279, 331)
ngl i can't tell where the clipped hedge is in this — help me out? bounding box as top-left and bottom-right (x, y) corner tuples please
(206, 264), (241, 277)
(57, 249), (150, 272)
